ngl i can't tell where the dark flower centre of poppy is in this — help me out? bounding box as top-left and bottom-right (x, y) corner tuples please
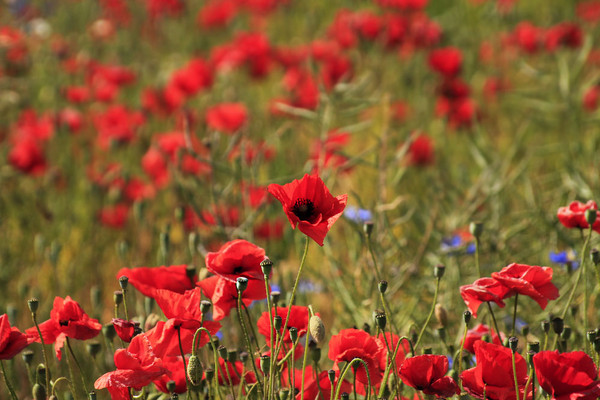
(233, 266), (243, 274)
(59, 320), (71, 326)
(292, 198), (315, 221)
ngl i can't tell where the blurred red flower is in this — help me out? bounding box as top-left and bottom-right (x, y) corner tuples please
(328, 328), (385, 386)
(213, 357), (256, 386)
(533, 350), (600, 400)
(407, 133), (435, 166)
(0, 314), (34, 359)
(268, 174), (347, 246)
(206, 102), (248, 134)
(26, 296), (102, 360)
(460, 277), (510, 317)
(98, 203), (129, 229)
(112, 318), (141, 343)
(257, 305), (310, 346)
(577, 1), (600, 24)
(491, 263), (559, 309)
(462, 323), (504, 353)
(461, 341), (530, 400)
(399, 355), (460, 398)
(428, 47), (463, 77)
(557, 200), (600, 232)
(8, 137), (47, 176)
(197, 276), (266, 320)
(116, 264), (195, 299)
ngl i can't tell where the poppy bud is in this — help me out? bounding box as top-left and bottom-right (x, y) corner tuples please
(89, 392), (96, 400)
(274, 315), (282, 331)
(378, 280), (388, 294)
(311, 346), (321, 364)
(364, 221), (374, 237)
(228, 350), (238, 362)
(113, 291), (123, 305)
(218, 345), (228, 359)
(32, 384), (46, 400)
(200, 300), (212, 314)
(592, 248), (600, 266)
(187, 355), (203, 386)
(341, 393), (350, 400)
(309, 315), (326, 344)
(28, 298), (39, 314)
(374, 312), (387, 331)
(541, 320), (550, 333)
(594, 337), (600, 353)
(526, 350), (535, 367)
(509, 337), (518, 352)
(205, 368), (215, 380)
(551, 317), (564, 335)
(103, 323), (116, 341)
(239, 351), (249, 363)
(186, 265), (196, 281)
(289, 327), (299, 344)
(35, 364), (48, 386)
(469, 222), (484, 238)
(170, 393), (178, 399)
(271, 291), (281, 304)
(166, 380), (176, 393)
(362, 323), (371, 334)
(435, 304), (447, 327)
(22, 350), (34, 366)
(86, 341), (101, 358)
(261, 257), (273, 275)
(328, 369), (336, 385)
(433, 264), (445, 279)
(527, 342), (540, 353)
(211, 337), (220, 349)
(587, 330), (597, 343)
(260, 354), (270, 375)
(118, 276), (129, 290)
(188, 232), (199, 256)
(463, 310), (472, 325)
(585, 209), (597, 225)
(236, 277), (248, 293)
(561, 326), (572, 340)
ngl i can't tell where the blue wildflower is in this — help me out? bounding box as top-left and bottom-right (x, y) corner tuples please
(549, 250), (579, 270)
(441, 233), (475, 255)
(344, 206), (373, 224)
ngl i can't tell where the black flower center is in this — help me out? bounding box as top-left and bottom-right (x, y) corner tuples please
(233, 266), (243, 274)
(292, 198), (315, 221)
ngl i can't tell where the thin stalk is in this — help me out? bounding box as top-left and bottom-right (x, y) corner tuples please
(1, 360), (18, 400)
(475, 237), (482, 277)
(31, 311), (51, 392)
(457, 321), (469, 378)
(511, 351), (520, 400)
(377, 336), (412, 398)
(264, 272), (275, 400)
(66, 337), (90, 394)
(122, 288), (129, 321)
(236, 293), (264, 391)
(52, 377), (73, 397)
(300, 334), (311, 400)
(487, 302), (502, 341)
(242, 302), (261, 353)
(222, 359), (237, 400)
(175, 327), (190, 393)
(192, 327), (222, 400)
(414, 277), (440, 350)
(272, 236), (309, 363)
(333, 358), (371, 400)
(511, 294), (519, 338)
(64, 339), (81, 400)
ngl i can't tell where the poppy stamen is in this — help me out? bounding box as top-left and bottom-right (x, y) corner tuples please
(292, 198), (315, 221)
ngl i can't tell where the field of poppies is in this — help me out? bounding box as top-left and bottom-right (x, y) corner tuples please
(2, 0), (600, 399)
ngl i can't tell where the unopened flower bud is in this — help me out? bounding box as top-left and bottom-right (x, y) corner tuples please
(310, 346), (321, 364)
(378, 280), (388, 294)
(561, 326), (572, 340)
(280, 389), (290, 400)
(239, 351), (249, 363)
(166, 380), (176, 393)
(186, 265), (196, 281)
(32, 383), (46, 400)
(200, 300), (212, 314)
(218, 345), (228, 359)
(509, 337), (518, 352)
(28, 298), (39, 314)
(103, 323), (116, 341)
(363, 221), (374, 237)
(309, 315), (326, 344)
(89, 392), (97, 400)
(118, 276), (129, 290)
(328, 370), (336, 385)
(594, 337), (600, 353)
(521, 324), (530, 336)
(22, 350), (34, 366)
(541, 320), (550, 333)
(274, 315), (282, 331)
(436, 327), (446, 341)
(341, 393), (350, 400)
(236, 277), (248, 293)
(526, 350), (535, 367)
(433, 264), (445, 279)
(362, 323), (371, 334)
(271, 291), (281, 304)
(592, 248), (600, 266)
(205, 368), (215, 380)
(587, 330), (597, 343)
(463, 310), (472, 325)
(35, 364), (48, 386)
(435, 304), (448, 327)
(260, 354), (270, 375)
(469, 222), (484, 238)
(228, 350), (238, 362)
(260, 257), (273, 275)
(86, 341), (101, 358)
(527, 342), (540, 353)
(423, 347), (433, 354)
(374, 312), (387, 331)
(113, 291), (123, 305)
(187, 355), (203, 386)
(211, 337), (220, 349)
(551, 317), (564, 335)
(289, 327), (298, 344)
(586, 209), (597, 225)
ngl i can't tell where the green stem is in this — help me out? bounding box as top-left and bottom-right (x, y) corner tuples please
(122, 288), (129, 321)
(264, 272), (275, 400)
(31, 312), (51, 393)
(64, 339), (81, 400)
(511, 351), (520, 400)
(487, 302), (502, 341)
(1, 360), (18, 400)
(300, 334), (310, 400)
(377, 336), (414, 398)
(175, 327), (190, 393)
(236, 292), (264, 392)
(52, 376), (73, 397)
(414, 277), (440, 350)
(272, 236), (309, 363)
(457, 321), (468, 379)
(222, 359), (237, 400)
(511, 294), (519, 338)
(66, 337), (89, 394)
(334, 358), (371, 400)
(475, 237), (482, 277)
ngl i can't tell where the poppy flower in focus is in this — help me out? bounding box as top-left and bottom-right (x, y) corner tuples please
(206, 102), (248, 134)
(533, 350), (600, 400)
(112, 318), (141, 343)
(257, 305), (310, 346)
(268, 174), (347, 246)
(399, 355), (460, 398)
(461, 341), (530, 400)
(460, 277), (510, 318)
(26, 296), (102, 360)
(557, 200), (600, 233)
(205, 239), (266, 284)
(197, 276), (266, 320)
(491, 263), (559, 310)
(116, 264), (195, 299)
(462, 323), (504, 353)
(0, 314), (34, 359)
(213, 357), (256, 386)
(328, 328), (385, 386)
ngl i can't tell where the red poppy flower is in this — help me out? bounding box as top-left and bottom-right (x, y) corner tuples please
(95, 334), (170, 399)
(491, 263), (559, 309)
(8, 137), (46, 176)
(144, 319), (220, 358)
(205, 239), (266, 283)
(283, 366), (352, 400)
(462, 323), (504, 354)
(557, 201), (600, 233)
(26, 296), (102, 360)
(428, 47), (463, 77)
(533, 350), (600, 400)
(407, 133), (435, 166)
(112, 318), (141, 343)
(197, 276), (265, 321)
(257, 305), (310, 346)
(460, 277), (510, 318)
(577, 1), (600, 24)
(583, 86), (599, 112)
(377, 332), (411, 373)
(399, 355), (460, 398)
(153, 355), (188, 394)
(206, 103), (248, 134)
(268, 174), (348, 246)
(328, 328), (385, 386)
(213, 357), (256, 386)
(98, 203), (129, 229)
(116, 264), (195, 299)
(461, 341), (530, 400)
(0, 314), (34, 359)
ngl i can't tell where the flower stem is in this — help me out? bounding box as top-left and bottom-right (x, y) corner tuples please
(487, 302), (502, 341)
(475, 236), (482, 278)
(511, 294), (519, 338)
(175, 326), (190, 393)
(300, 333), (310, 400)
(31, 311), (51, 393)
(66, 337), (89, 394)
(334, 358), (371, 400)
(1, 360), (18, 400)
(414, 277), (440, 350)
(457, 320), (469, 379)
(511, 350), (520, 400)
(264, 272), (275, 400)
(272, 236), (309, 362)
(236, 292), (263, 392)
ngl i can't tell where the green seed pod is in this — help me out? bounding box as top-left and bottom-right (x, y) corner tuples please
(28, 298), (39, 314)
(260, 257), (273, 275)
(260, 354), (270, 375)
(433, 264), (445, 279)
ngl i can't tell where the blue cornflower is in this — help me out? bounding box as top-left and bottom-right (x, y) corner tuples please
(441, 233), (475, 255)
(344, 206), (373, 224)
(549, 250), (579, 270)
